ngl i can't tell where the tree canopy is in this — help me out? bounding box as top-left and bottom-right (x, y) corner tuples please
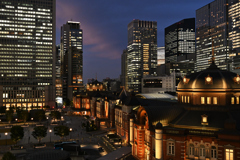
(54, 125), (69, 140)
(10, 126), (24, 144)
(6, 110), (13, 123)
(35, 110), (45, 122)
(2, 152), (16, 160)
(51, 111), (61, 121)
(32, 126), (47, 143)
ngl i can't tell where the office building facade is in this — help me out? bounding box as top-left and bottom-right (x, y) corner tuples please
(196, 0), (240, 73)
(60, 21), (83, 102)
(127, 19), (157, 93)
(165, 18), (195, 76)
(0, 0), (56, 109)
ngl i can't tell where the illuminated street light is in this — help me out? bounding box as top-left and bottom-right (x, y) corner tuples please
(5, 132), (8, 146)
(49, 129), (52, 143)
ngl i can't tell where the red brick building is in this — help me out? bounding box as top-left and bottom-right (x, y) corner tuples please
(131, 62), (240, 160)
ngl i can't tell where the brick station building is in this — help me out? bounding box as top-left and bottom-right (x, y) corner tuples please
(131, 61), (240, 160)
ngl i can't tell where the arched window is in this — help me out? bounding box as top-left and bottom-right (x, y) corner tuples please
(199, 145), (205, 157)
(231, 97), (235, 104)
(211, 146), (217, 158)
(189, 144), (194, 156)
(213, 97), (217, 105)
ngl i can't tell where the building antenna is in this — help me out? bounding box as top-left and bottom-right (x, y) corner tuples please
(212, 37), (215, 64)
(96, 73), (97, 80)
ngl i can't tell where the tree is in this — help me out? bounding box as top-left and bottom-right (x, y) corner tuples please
(21, 110), (29, 123)
(63, 98), (71, 106)
(6, 110), (13, 123)
(35, 110), (45, 122)
(32, 126), (47, 143)
(51, 111), (61, 121)
(54, 125), (69, 140)
(2, 152), (16, 160)
(0, 106), (6, 113)
(10, 126), (24, 145)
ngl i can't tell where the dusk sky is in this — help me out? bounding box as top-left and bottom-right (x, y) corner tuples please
(56, 0), (213, 83)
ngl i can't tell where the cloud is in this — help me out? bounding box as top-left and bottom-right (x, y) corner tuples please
(56, 0), (122, 60)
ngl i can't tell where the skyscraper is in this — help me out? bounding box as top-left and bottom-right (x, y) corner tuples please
(0, 0), (56, 109)
(127, 19), (157, 93)
(196, 0), (240, 73)
(165, 18), (195, 75)
(60, 21), (83, 102)
(165, 18), (195, 63)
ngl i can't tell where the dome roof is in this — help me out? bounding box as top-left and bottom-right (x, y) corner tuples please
(177, 63), (240, 90)
(155, 122), (163, 129)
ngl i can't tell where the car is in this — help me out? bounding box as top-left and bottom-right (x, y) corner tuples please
(33, 143), (46, 149)
(98, 147), (104, 152)
(10, 145), (24, 150)
(54, 141), (76, 150)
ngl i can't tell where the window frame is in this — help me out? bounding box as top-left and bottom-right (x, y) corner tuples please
(167, 141), (175, 155)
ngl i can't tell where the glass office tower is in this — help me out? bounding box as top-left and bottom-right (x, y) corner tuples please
(0, 0), (56, 109)
(127, 19), (157, 93)
(165, 18), (195, 76)
(61, 21), (83, 102)
(196, 0), (240, 73)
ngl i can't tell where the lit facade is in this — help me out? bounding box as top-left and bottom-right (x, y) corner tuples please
(165, 18), (195, 63)
(0, 0), (56, 109)
(127, 19), (157, 93)
(157, 47), (165, 66)
(60, 21), (83, 101)
(141, 74), (176, 93)
(196, 0), (240, 74)
(56, 45), (62, 101)
(165, 18), (195, 76)
(131, 62), (240, 160)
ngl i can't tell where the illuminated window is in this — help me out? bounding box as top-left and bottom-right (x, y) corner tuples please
(201, 114), (208, 125)
(185, 96), (187, 103)
(199, 145), (205, 157)
(188, 96), (190, 103)
(211, 146), (217, 158)
(236, 97), (239, 104)
(213, 97), (218, 105)
(225, 149), (234, 160)
(231, 97), (235, 104)
(207, 97), (211, 104)
(182, 96), (184, 103)
(201, 97), (205, 104)
(167, 142), (175, 155)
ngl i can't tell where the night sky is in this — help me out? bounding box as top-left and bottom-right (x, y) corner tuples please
(56, 0), (213, 84)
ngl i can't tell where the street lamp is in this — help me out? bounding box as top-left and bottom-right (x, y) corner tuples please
(15, 118), (18, 122)
(49, 129), (52, 143)
(69, 128), (72, 139)
(5, 132), (8, 146)
(46, 117), (49, 126)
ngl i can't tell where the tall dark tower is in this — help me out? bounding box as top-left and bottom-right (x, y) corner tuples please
(0, 0), (56, 109)
(60, 21), (83, 102)
(165, 18), (195, 75)
(127, 19), (157, 93)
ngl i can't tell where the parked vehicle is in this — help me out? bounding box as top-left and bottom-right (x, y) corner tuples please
(33, 143), (46, 149)
(10, 145), (24, 150)
(54, 141), (76, 150)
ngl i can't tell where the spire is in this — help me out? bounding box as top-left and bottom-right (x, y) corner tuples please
(208, 37), (218, 69)
(96, 73), (97, 80)
(211, 37), (215, 65)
